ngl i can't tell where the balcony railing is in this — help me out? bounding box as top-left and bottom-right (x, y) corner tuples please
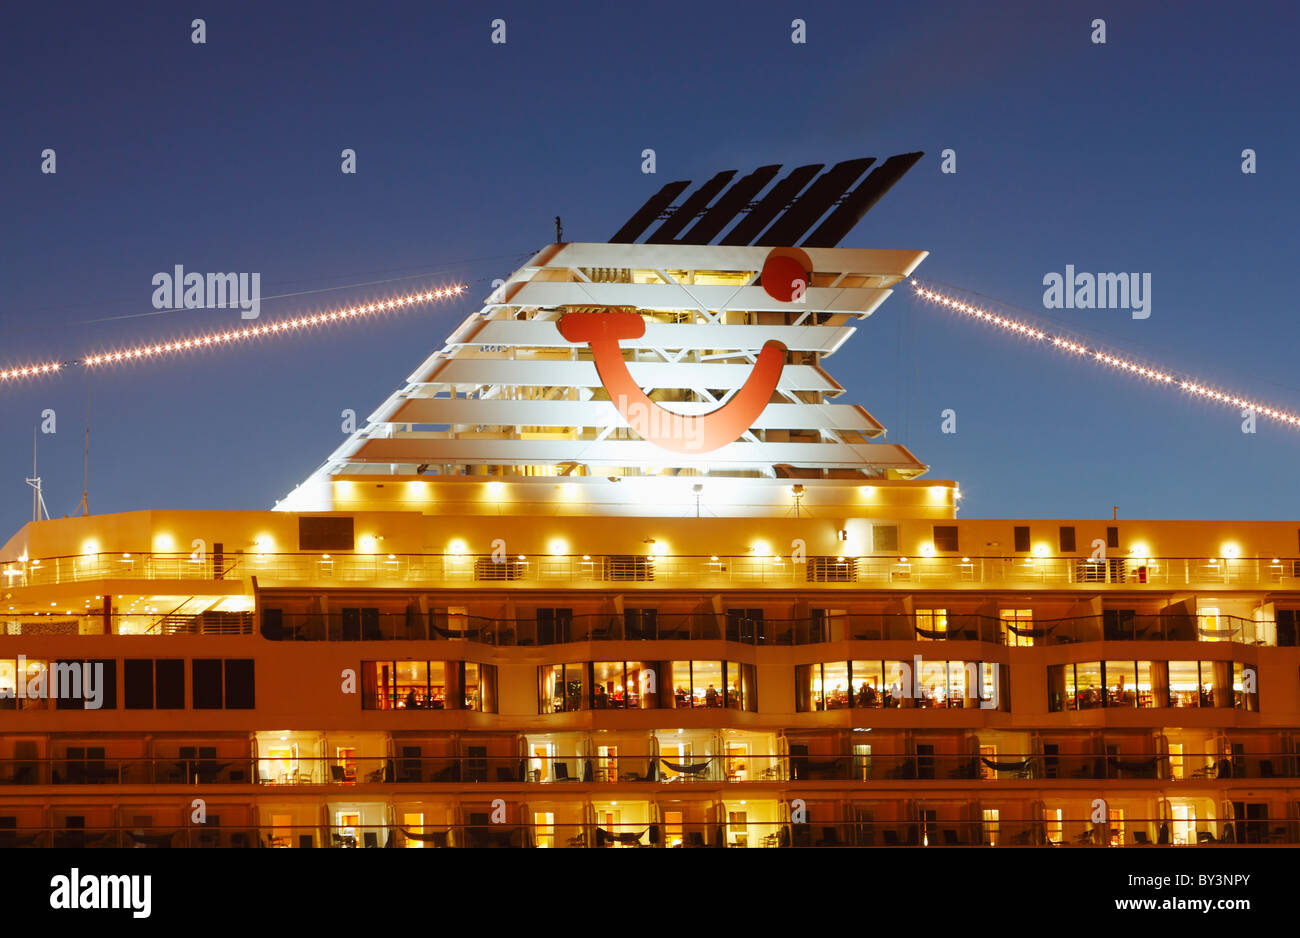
(256, 610), (1274, 645)
(3, 816), (1290, 848)
(5, 551), (1299, 592)
(2, 751), (1296, 786)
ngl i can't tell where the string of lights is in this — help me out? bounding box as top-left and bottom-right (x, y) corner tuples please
(912, 280), (1300, 429)
(0, 285), (466, 383)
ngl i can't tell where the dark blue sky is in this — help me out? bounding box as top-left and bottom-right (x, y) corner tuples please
(2, 0), (1297, 535)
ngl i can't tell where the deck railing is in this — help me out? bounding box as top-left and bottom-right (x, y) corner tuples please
(4, 551), (1298, 591)
(1, 816), (1289, 848)
(1, 751), (1295, 787)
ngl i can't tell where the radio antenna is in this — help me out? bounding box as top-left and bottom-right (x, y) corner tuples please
(73, 380), (90, 516)
(25, 427), (50, 522)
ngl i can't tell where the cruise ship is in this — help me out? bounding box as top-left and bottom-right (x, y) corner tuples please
(1, 155), (1296, 850)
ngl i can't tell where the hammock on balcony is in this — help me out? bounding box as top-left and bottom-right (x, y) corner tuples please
(596, 826), (648, 846)
(913, 625), (950, 639)
(1005, 622), (1053, 638)
(980, 757), (1031, 772)
(661, 758), (711, 776)
(399, 827), (449, 843)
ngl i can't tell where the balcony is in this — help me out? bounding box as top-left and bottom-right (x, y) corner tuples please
(257, 609), (1275, 646)
(4, 814), (1292, 847)
(1, 750), (1295, 786)
(5, 551), (1299, 593)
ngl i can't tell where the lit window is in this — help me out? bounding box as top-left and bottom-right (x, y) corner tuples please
(914, 609), (947, 641)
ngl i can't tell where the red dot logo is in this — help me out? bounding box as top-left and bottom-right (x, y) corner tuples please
(760, 249), (811, 302)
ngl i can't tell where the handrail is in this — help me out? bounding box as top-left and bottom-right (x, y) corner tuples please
(1, 750), (1296, 785)
(2, 815), (1288, 847)
(3, 551), (1298, 592)
(252, 609), (1274, 646)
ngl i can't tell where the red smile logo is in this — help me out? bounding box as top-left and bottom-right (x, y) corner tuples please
(556, 249), (806, 453)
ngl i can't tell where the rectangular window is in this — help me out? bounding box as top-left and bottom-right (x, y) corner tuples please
(932, 526), (959, 553)
(156, 660), (184, 709)
(1000, 609), (1034, 647)
(538, 663), (584, 713)
(1013, 526), (1030, 552)
(192, 659), (253, 709)
(1167, 660), (1201, 707)
(123, 659), (183, 710)
(53, 660), (116, 710)
(1232, 662), (1257, 711)
(124, 659), (153, 710)
(819, 661), (850, 710)
(982, 808), (1000, 847)
(1074, 662), (1103, 709)
(224, 659), (255, 709)
(536, 608), (573, 644)
(914, 609), (947, 641)
(192, 659), (223, 709)
(1047, 664), (1068, 711)
(851, 660), (884, 709)
(1106, 526), (1119, 549)
(1103, 661), (1137, 707)
(872, 524), (898, 554)
(1059, 526), (1076, 553)
(477, 664), (498, 713)
(16, 660), (48, 711)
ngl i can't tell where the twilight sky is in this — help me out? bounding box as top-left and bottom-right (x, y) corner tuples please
(2, 0), (1297, 536)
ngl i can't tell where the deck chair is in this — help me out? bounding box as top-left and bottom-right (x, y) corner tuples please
(1133, 831), (1151, 845)
(942, 829), (960, 845)
(882, 830), (901, 846)
(363, 832), (379, 848)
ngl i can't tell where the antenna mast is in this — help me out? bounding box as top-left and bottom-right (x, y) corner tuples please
(73, 381), (90, 516)
(25, 427), (49, 523)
